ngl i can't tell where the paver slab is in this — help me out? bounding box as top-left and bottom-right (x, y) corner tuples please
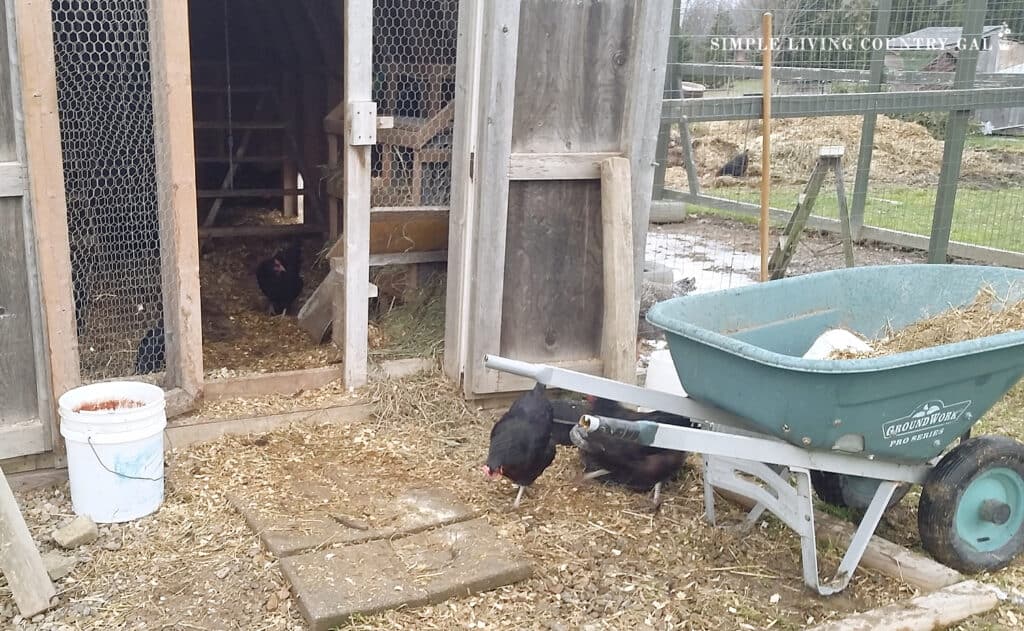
(232, 486), (477, 557)
(280, 517), (533, 631)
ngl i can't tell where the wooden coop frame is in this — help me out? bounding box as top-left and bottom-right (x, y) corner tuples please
(0, 0), (201, 472)
(441, 0), (672, 397)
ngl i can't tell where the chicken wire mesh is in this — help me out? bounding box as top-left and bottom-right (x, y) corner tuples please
(52, 0), (166, 383)
(647, 0), (1024, 300)
(371, 0), (458, 208)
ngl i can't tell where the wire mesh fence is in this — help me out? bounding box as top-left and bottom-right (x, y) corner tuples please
(648, 0), (1024, 300)
(52, 0), (166, 383)
(371, 0), (458, 208)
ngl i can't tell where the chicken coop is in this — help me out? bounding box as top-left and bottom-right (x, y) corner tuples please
(0, 0), (669, 471)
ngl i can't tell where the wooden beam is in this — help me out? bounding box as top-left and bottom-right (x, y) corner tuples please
(204, 366), (344, 400)
(15, 0), (81, 466)
(369, 250), (447, 266)
(507, 152), (621, 180)
(197, 188), (305, 199)
(149, 0), (203, 404)
(338, 0), (373, 389)
(443, 0), (485, 385)
(466, 0), (522, 395)
(620, 0), (672, 308)
(198, 224), (324, 239)
(0, 421), (48, 461)
(808, 581), (1001, 631)
(282, 159), (297, 218)
(0, 469), (56, 617)
(599, 157), (637, 384)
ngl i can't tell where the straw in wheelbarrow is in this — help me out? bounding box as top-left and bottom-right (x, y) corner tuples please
(832, 285), (1024, 359)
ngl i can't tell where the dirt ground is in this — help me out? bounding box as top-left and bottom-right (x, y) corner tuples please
(5, 372), (932, 631)
(667, 115), (1024, 189)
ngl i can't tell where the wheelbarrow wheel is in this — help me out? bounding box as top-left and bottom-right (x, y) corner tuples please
(810, 470), (909, 511)
(919, 435), (1024, 573)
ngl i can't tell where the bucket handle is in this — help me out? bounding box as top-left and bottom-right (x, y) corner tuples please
(88, 437), (164, 482)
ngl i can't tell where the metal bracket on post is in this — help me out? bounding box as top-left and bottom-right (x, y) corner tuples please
(347, 101), (378, 146)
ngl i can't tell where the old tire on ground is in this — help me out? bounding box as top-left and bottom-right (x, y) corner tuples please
(810, 470), (909, 511)
(919, 435), (1024, 573)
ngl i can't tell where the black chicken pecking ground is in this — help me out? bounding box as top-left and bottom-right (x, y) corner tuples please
(483, 382), (557, 508)
(570, 396), (695, 511)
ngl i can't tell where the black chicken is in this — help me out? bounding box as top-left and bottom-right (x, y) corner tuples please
(570, 396), (695, 509)
(483, 382), (557, 508)
(135, 323), (165, 375)
(256, 242), (304, 316)
(717, 150), (750, 177)
(549, 398), (589, 446)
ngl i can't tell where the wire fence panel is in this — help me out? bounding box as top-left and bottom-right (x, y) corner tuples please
(649, 0), (1024, 298)
(371, 0), (458, 209)
(52, 0), (166, 383)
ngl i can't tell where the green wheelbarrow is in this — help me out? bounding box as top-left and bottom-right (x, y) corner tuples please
(483, 264), (1024, 594)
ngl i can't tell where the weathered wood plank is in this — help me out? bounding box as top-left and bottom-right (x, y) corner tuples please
(507, 152), (620, 180)
(808, 580), (1000, 631)
(599, 157), (636, 384)
(511, 0), (632, 153)
(204, 366), (345, 400)
(466, 0), (522, 394)
(500, 180), (603, 363)
(0, 196), (40, 429)
(337, 0), (373, 389)
(620, 0), (672, 306)
(0, 419), (47, 461)
(0, 468), (56, 617)
(443, 0), (485, 384)
(149, 0), (203, 406)
(14, 0), (80, 466)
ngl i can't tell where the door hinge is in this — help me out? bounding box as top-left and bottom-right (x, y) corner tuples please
(469, 152), (475, 180)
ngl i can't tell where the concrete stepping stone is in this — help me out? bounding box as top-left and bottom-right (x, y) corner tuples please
(280, 517), (533, 631)
(232, 487), (477, 557)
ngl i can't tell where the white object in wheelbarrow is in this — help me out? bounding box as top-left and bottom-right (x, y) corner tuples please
(638, 349), (688, 412)
(802, 328), (873, 360)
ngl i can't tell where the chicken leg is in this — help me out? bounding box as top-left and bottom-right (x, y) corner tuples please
(513, 485), (527, 508)
(645, 481), (664, 513)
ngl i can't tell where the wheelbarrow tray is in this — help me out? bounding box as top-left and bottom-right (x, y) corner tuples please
(646, 264), (1024, 463)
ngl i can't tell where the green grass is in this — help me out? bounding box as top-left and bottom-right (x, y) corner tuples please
(965, 134), (1024, 153)
(701, 184), (1024, 253)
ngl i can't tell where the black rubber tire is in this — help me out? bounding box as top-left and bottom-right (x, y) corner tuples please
(810, 470), (910, 511)
(810, 470), (846, 506)
(919, 435), (1024, 574)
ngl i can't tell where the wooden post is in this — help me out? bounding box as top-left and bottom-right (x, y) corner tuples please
(282, 159), (297, 218)
(0, 469), (56, 617)
(148, 0), (203, 402)
(928, 0), (986, 264)
(848, 0), (892, 240)
(759, 12), (772, 283)
(15, 0), (81, 466)
(337, 0), (372, 389)
(442, 0), (485, 385)
(651, 0), (681, 200)
(621, 0), (672, 310)
(600, 157), (637, 384)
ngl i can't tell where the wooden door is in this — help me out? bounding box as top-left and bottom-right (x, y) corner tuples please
(445, 0), (671, 396)
(0, 0), (53, 459)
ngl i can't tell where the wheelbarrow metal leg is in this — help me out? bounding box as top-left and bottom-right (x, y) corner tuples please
(817, 479), (899, 596)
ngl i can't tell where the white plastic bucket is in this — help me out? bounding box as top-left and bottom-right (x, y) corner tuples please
(58, 381), (167, 524)
(642, 349), (688, 408)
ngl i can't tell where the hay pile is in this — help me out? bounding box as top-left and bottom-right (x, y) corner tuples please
(831, 285), (1024, 359)
(667, 115), (1023, 189)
